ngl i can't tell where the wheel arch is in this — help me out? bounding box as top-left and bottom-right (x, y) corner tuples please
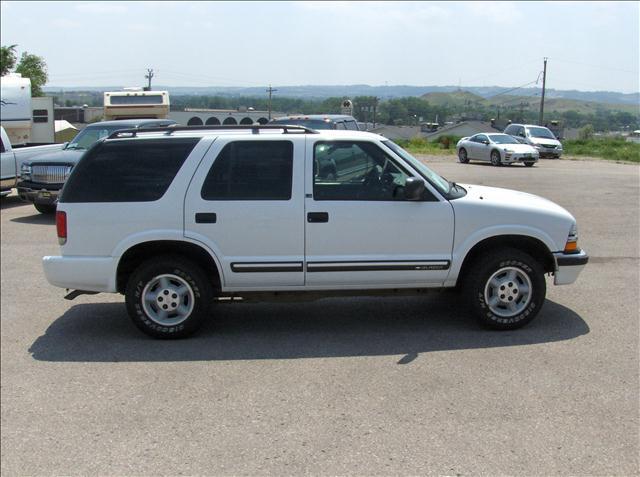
(455, 234), (555, 287)
(116, 240), (222, 294)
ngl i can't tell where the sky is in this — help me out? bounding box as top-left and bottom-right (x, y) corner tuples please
(1, 1), (638, 94)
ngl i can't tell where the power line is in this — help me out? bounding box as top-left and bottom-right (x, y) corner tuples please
(552, 58), (638, 75)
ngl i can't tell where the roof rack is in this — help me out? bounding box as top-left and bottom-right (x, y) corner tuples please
(107, 124), (320, 140)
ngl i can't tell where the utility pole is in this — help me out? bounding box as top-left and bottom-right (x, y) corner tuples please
(538, 57), (547, 125)
(145, 68), (154, 91)
(266, 84), (278, 120)
(372, 97), (378, 129)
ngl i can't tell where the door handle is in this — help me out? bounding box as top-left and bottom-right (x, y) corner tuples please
(195, 213), (217, 223)
(307, 212), (329, 223)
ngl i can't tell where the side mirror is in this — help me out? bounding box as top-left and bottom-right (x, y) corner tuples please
(404, 177), (425, 200)
(482, 140), (490, 145)
(63, 142), (69, 149)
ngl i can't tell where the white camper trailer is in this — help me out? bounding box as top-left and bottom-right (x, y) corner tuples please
(103, 90), (170, 120)
(0, 73), (55, 146)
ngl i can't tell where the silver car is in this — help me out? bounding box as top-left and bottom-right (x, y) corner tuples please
(456, 133), (539, 167)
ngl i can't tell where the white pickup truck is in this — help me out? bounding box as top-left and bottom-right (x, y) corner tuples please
(43, 125), (588, 339)
(0, 126), (65, 197)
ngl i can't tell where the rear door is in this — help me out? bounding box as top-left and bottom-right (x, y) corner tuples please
(184, 136), (305, 289)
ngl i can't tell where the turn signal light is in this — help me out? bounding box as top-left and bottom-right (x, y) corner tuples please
(564, 240), (579, 253)
(56, 211), (67, 245)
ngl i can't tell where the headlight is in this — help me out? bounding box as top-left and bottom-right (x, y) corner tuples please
(20, 164), (32, 180)
(557, 144), (563, 150)
(532, 143), (542, 149)
(504, 149), (514, 153)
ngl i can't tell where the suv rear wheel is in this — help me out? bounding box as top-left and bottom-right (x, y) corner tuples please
(463, 248), (546, 330)
(125, 255), (213, 338)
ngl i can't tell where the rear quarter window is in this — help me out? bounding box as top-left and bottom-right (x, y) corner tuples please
(60, 138), (199, 203)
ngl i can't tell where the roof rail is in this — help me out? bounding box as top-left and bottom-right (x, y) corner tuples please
(107, 124), (320, 139)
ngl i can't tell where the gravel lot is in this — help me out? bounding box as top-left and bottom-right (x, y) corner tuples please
(1, 157), (638, 476)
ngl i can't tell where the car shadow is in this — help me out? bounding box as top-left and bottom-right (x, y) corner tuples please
(29, 295), (589, 364)
(10, 213), (55, 224)
(0, 194), (29, 210)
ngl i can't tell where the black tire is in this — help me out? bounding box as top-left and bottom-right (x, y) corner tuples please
(490, 150), (502, 166)
(34, 203), (56, 214)
(462, 248), (546, 330)
(458, 148), (469, 163)
(125, 255), (214, 339)
(524, 161), (535, 167)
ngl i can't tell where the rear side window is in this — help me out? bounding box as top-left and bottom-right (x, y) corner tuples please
(201, 141), (293, 201)
(61, 138), (199, 202)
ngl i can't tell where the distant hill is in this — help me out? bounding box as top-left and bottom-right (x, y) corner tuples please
(420, 90), (485, 107)
(43, 84), (640, 107)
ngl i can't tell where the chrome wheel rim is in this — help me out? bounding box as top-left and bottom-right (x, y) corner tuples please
(141, 274), (195, 326)
(491, 152), (500, 165)
(459, 149), (467, 162)
(484, 267), (532, 317)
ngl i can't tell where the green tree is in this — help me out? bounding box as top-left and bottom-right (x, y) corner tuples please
(0, 44), (18, 75)
(15, 52), (48, 96)
(578, 124), (595, 140)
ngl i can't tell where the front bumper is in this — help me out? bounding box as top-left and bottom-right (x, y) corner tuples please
(553, 250), (588, 285)
(536, 148), (562, 158)
(43, 255), (118, 293)
(503, 152), (539, 164)
(17, 181), (63, 205)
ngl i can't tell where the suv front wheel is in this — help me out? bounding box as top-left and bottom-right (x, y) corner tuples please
(125, 256), (214, 338)
(463, 248), (546, 330)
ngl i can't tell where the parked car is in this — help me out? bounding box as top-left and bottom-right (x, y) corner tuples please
(457, 133), (539, 166)
(270, 114), (360, 131)
(1, 126), (65, 197)
(503, 123), (563, 158)
(17, 118), (176, 214)
(43, 125), (588, 339)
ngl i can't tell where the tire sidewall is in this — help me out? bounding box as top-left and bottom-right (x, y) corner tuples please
(491, 151), (501, 166)
(469, 253), (546, 329)
(125, 258), (211, 338)
(458, 148), (468, 163)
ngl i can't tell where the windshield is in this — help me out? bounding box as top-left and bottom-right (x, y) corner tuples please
(382, 140), (451, 195)
(66, 125), (132, 150)
(488, 134), (520, 144)
(527, 126), (556, 139)
(271, 119), (334, 130)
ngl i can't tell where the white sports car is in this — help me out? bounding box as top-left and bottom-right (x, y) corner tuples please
(456, 133), (539, 167)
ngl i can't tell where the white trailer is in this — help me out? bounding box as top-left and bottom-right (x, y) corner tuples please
(0, 73), (55, 146)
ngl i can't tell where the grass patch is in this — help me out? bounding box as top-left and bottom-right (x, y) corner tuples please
(563, 138), (640, 163)
(396, 135), (461, 156)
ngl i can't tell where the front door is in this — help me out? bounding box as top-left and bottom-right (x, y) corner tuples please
(304, 139), (454, 288)
(185, 137), (305, 289)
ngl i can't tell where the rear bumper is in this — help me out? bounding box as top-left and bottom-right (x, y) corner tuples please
(43, 255), (118, 293)
(553, 250), (588, 285)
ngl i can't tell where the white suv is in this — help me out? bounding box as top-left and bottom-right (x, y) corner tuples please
(43, 125), (588, 338)
(504, 123), (563, 158)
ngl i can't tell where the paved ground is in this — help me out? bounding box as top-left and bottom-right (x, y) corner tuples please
(1, 157), (638, 476)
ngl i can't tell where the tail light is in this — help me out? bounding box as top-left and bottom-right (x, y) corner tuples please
(56, 211), (67, 245)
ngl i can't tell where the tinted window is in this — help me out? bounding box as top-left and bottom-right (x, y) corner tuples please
(313, 141), (412, 201)
(344, 120), (359, 131)
(61, 138), (198, 203)
(110, 95), (164, 105)
(476, 134), (489, 143)
(201, 141), (293, 201)
(271, 119), (334, 130)
(504, 125), (516, 135)
(335, 122), (347, 130)
(0, 137), (5, 153)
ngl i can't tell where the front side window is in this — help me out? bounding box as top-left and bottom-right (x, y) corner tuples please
(313, 141), (412, 201)
(476, 134), (489, 143)
(201, 141), (293, 200)
(335, 122), (347, 130)
(344, 120), (359, 131)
